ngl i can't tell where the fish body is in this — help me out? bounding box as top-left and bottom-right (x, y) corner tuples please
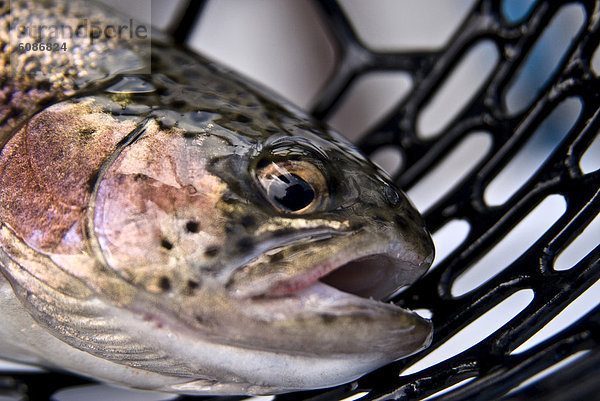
(0, 0), (434, 395)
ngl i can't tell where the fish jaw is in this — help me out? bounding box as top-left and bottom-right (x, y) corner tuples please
(235, 280), (433, 357)
(148, 278), (432, 395)
(161, 300), (431, 395)
(142, 221), (433, 392)
(133, 282), (432, 395)
(206, 225), (432, 356)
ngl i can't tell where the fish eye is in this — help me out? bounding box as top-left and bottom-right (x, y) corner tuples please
(255, 160), (328, 214)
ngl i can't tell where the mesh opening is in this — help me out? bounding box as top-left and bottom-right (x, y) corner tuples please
(2, 1), (599, 400)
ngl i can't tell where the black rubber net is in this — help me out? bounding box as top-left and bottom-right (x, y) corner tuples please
(1, 0), (599, 400)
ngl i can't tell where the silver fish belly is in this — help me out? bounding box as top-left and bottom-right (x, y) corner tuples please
(0, 0), (434, 395)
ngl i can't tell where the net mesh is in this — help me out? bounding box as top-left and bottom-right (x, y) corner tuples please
(2, 0), (599, 400)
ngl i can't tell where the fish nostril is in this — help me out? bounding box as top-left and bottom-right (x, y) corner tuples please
(383, 186), (401, 207)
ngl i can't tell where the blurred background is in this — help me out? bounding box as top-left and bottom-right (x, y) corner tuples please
(1, 1), (599, 400)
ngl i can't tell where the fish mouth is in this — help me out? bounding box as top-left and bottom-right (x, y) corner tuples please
(261, 242), (431, 302)
(217, 233), (434, 364)
(232, 239), (434, 359)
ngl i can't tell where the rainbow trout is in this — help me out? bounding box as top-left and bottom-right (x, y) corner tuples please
(0, 0), (434, 395)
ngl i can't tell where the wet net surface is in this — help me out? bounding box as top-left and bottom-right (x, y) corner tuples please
(2, 0), (600, 400)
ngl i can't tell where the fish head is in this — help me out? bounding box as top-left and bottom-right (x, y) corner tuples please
(91, 106), (434, 391)
(0, 0), (434, 392)
(0, 86), (433, 392)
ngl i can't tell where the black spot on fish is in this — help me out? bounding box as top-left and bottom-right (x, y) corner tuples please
(204, 245), (220, 258)
(156, 87), (171, 97)
(240, 215), (256, 228)
(183, 69), (201, 80)
(158, 276), (171, 292)
(187, 280), (200, 291)
(350, 222), (365, 231)
(201, 264), (221, 275)
(161, 238), (173, 250)
(394, 215), (409, 231)
(36, 80), (52, 91)
(170, 99), (187, 109)
(232, 114), (251, 124)
(202, 93), (219, 102)
(269, 253), (284, 263)
(184, 279), (201, 296)
(165, 73), (183, 83)
(373, 215), (388, 227)
(321, 314), (336, 324)
(272, 228), (294, 237)
(37, 95), (57, 108)
(237, 237), (254, 252)
(235, 90), (250, 99)
(183, 131), (196, 139)
(185, 220), (200, 233)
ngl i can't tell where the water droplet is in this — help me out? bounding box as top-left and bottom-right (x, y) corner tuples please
(106, 76), (156, 94)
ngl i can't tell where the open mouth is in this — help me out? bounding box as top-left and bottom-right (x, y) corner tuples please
(264, 248), (427, 302)
(223, 240), (434, 361)
(319, 254), (411, 300)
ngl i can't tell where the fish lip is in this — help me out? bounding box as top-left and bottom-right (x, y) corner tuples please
(261, 240), (430, 300)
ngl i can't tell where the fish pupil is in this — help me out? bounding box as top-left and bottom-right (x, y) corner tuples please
(271, 174), (315, 212)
